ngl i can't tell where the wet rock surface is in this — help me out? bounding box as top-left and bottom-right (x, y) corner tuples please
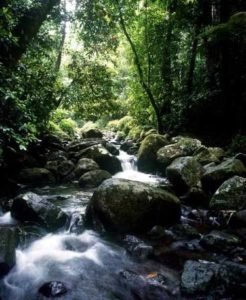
(38, 281), (67, 298)
(86, 178), (181, 233)
(1, 133), (246, 300)
(11, 192), (68, 230)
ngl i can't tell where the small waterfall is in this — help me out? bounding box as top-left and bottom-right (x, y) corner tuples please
(118, 150), (137, 171)
(0, 212), (16, 225)
(115, 150), (165, 184)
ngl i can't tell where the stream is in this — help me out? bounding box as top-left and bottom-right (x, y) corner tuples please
(0, 151), (180, 300)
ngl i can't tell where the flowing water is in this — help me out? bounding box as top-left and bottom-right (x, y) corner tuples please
(0, 151), (180, 300)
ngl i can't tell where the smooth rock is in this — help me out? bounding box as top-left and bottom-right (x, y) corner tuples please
(79, 169), (111, 188)
(18, 168), (55, 186)
(11, 192), (68, 230)
(77, 145), (122, 174)
(86, 178), (181, 233)
(137, 134), (169, 173)
(75, 158), (99, 178)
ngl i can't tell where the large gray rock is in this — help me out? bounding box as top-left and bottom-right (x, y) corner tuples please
(79, 169), (111, 188)
(75, 158), (100, 178)
(219, 261), (246, 295)
(86, 178), (181, 233)
(82, 129), (103, 139)
(0, 225), (19, 277)
(18, 168), (56, 186)
(77, 145), (122, 175)
(11, 192), (68, 230)
(202, 158), (246, 193)
(194, 146), (225, 165)
(200, 230), (241, 251)
(181, 260), (219, 294)
(68, 139), (104, 153)
(156, 137), (203, 168)
(57, 160), (75, 177)
(210, 176), (246, 210)
(166, 157), (204, 194)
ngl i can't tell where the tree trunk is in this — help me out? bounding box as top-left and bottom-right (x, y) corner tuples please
(116, 0), (162, 132)
(0, 0), (60, 69)
(186, 25), (201, 95)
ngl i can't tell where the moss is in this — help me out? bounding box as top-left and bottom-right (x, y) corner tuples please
(137, 134), (169, 173)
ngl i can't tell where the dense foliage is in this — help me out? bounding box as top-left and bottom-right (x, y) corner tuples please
(0, 0), (246, 150)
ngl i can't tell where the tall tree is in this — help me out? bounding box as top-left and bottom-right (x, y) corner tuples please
(0, 0), (60, 68)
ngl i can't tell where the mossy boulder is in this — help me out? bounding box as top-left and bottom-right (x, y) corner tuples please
(194, 146), (225, 165)
(85, 178), (181, 233)
(82, 129), (103, 139)
(157, 137), (203, 169)
(210, 176), (246, 210)
(137, 134), (169, 173)
(202, 158), (246, 193)
(200, 230), (241, 251)
(166, 157), (204, 194)
(77, 145), (122, 175)
(79, 169), (111, 188)
(18, 168), (56, 186)
(75, 158), (99, 178)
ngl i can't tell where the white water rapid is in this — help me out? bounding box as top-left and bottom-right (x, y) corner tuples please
(0, 150), (176, 300)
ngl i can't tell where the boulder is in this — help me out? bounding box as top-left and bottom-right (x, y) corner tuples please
(79, 169), (112, 188)
(57, 160), (75, 177)
(202, 158), (246, 193)
(86, 178), (181, 233)
(0, 225), (19, 277)
(48, 150), (67, 162)
(200, 230), (241, 251)
(137, 134), (169, 173)
(38, 281), (67, 298)
(157, 137), (203, 169)
(210, 176), (246, 210)
(194, 146), (225, 165)
(68, 139), (104, 153)
(219, 261), (246, 295)
(18, 168), (56, 186)
(11, 192), (68, 230)
(77, 145), (122, 174)
(82, 129), (103, 139)
(181, 260), (219, 295)
(104, 142), (119, 156)
(166, 157), (204, 194)
(75, 158), (99, 178)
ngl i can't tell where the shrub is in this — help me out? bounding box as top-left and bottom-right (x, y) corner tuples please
(59, 118), (77, 136)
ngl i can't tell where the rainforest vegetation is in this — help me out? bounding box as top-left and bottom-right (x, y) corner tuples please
(1, 2), (246, 299)
(0, 0), (245, 151)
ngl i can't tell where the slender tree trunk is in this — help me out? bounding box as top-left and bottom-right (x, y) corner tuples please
(186, 24), (201, 95)
(55, 0), (67, 72)
(116, 0), (162, 132)
(160, 0), (177, 115)
(0, 0), (60, 69)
